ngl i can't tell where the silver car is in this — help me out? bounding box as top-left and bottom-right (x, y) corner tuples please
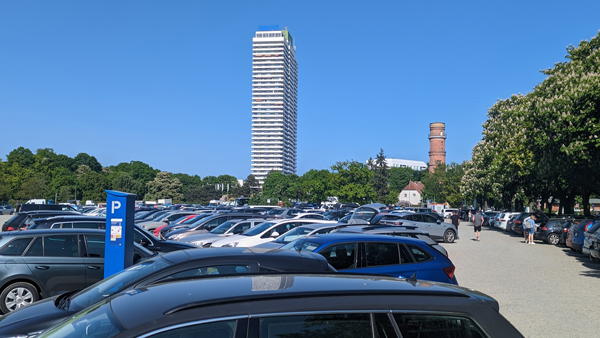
(182, 219), (265, 247)
(398, 213), (457, 243)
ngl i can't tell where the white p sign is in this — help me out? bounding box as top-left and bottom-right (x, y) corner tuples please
(112, 201), (121, 213)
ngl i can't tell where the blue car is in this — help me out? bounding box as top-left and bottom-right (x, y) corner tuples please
(282, 233), (458, 284)
(568, 219), (595, 254)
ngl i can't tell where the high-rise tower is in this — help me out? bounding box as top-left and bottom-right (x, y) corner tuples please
(251, 26), (298, 185)
(428, 122), (446, 173)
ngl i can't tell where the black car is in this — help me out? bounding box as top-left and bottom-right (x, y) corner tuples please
(534, 218), (570, 245)
(0, 247), (334, 337)
(40, 273), (523, 337)
(27, 216), (196, 253)
(322, 209), (351, 221)
(0, 229), (154, 314)
(512, 212), (549, 235)
(2, 210), (82, 231)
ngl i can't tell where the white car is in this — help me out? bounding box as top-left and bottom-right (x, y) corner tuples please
(210, 219), (335, 248)
(495, 212), (520, 230)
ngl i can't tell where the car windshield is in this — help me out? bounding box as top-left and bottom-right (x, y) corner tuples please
(68, 257), (172, 312)
(242, 222), (276, 236)
(273, 227), (315, 243)
(152, 213), (173, 222)
(144, 211), (167, 221)
(268, 209), (285, 215)
(281, 239), (320, 252)
(210, 221), (238, 234)
(181, 215), (204, 224)
(186, 214), (214, 228)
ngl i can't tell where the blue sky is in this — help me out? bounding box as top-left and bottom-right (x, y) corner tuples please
(1, 1), (599, 180)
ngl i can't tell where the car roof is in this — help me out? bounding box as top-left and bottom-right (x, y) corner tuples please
(299, 233), (429, 246)
(0, 228), (104, 238)
(107, 273), (497, 331)
(294, 223), (340, 230)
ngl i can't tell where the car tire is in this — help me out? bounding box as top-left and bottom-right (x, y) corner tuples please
(0, 282), (39, 314)
(443, 229), (456, 243)
(547, 233), (560, 245)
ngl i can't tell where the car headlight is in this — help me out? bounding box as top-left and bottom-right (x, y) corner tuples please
(222, 242), (238, 247)
(190, 241), (204, 247)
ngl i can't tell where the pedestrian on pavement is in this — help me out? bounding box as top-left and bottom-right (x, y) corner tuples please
(473, 210), (483, 241)
(528, 214), (537, 244)
(450, 210), (460, 240)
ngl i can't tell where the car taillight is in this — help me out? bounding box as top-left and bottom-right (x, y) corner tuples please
(516, 220), (522, 225)
(564, 228), (568, 232)
(443, 265), (455, 279)
(394, 221), (403, 225)
(7, 226), (14, 231)
(540, 226), (547, 231)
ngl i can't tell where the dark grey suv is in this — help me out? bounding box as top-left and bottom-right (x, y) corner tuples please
(0, 229), (153, 314)
(41, 274), (523, 337)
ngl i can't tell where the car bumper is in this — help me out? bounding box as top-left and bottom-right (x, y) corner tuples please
(590, 247), (600, 259)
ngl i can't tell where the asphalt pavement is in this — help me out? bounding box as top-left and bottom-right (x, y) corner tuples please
(444, 222), (600, 338)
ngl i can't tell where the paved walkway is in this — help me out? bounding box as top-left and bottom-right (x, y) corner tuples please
(443, 222), (600, 338)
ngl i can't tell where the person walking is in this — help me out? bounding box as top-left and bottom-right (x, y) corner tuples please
(528, 214), (537, 244)
(450, 210), (460, 240)
(472, 210), (483, 241)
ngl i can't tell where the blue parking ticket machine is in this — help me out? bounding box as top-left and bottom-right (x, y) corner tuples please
(104, 190), (136, 278)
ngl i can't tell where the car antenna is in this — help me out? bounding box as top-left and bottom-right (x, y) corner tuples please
(406, 273), (418, 283)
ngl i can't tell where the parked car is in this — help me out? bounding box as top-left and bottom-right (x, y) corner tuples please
(512, 212), (549, 235)
(292, 213), (325, 220)
(442, 208), (459, 218)
(266, 207), (304, 219)
(0, 205), (15, 215)
(26, 216), (196, 253)
(0, 247), (335, 337)
(397, 213), (457, 243)
(155, 213), (214, 236)
(566, 218), (596, 253)
(2, 210), (82, 231)
(582, 220), (600, 256)
(534, 218), (570, 245)
(333, 225), (448, 257)
(164, 213), (265, 241)
(181, 218), (266, 247)
(322, 209), (351, 221)
(137, 211), (200, 231)
(253, 223), (344, 249)
(39, 273), (523, 338)
(210, 219), (333, 248)
(0, 229), (154, 314)
(494, 212), (519, 230)
(282, 233), (458, 284)
(589, 227), (600, 261)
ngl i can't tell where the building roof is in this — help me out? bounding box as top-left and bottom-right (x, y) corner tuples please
(401, 181), (424, 194)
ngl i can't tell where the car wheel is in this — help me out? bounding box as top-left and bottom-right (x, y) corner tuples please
(0, 282), (39, 314)
(547, 233), (560, 245)
(443, 229), (456, 243)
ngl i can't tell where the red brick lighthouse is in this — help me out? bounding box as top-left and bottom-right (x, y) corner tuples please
(428, 122), (446, 173)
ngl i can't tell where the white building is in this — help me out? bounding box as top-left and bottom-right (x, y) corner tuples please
(385, 158), (428, 171)
(251, 26), (298, 185)
(399, 181), (425, 206)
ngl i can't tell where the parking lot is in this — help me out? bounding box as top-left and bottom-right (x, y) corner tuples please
(446, 222), (600, 337)
(0, 213), (598, 337)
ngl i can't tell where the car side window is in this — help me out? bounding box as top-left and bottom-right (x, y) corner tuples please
(318, 243), (357, 270)
(0, 237), (33, 256)
(413, 215), (424, 222)
(44, 235), (79, 257)
(84, 235), (105, 257)
(399, 244), (414, 264)
(407, 245), (432, 263)
(392, 313), (486, 338)
(148, 319), (236, 338)
(259, 314), (372, 337)
(24, 238), (43, 256)
(232, 222), (251, 234)
(365, 242), (400, 267)
(53, 222), (72, 228)
(423, 215), (436, 223)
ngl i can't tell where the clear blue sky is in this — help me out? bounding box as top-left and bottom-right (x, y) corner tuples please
(1, 1), (599, 179)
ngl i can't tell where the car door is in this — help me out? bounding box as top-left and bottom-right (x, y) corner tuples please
(361, 241), (418, 279)
(82, 234), (105, 286)
(22, 235), (86, 297)
(421, 215), (444, 239)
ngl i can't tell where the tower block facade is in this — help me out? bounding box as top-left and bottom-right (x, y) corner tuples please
(428, 122), (446, 173)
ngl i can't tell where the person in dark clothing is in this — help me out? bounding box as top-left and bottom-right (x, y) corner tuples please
(473, 210), (483, 241)
(450, 211), (460, 240)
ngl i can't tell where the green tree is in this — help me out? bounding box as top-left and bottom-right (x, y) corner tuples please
(299, 169), (333, 203)
(368, 149), (390, 203)
(17, 174), (47, 200)
(78, 171), (108, 202)
(74, 153), (102, 172)
(330, 161), (376, 203)
(145, 172), (183, 201)
(112, 172), (144, 197)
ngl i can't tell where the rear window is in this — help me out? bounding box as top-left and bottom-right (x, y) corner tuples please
(407, 244), (433, 262)
(392, 313), (486, 338)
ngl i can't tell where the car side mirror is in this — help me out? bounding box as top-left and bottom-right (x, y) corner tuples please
(271, 231), (280, 238)
(437, 220), (441, 224)
(139, 239), (149, 247)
